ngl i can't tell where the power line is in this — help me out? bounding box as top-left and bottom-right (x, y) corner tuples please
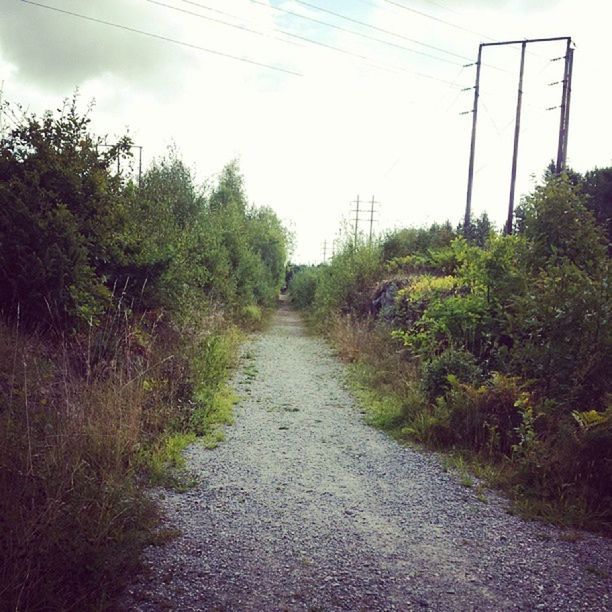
(175, 0), (464, 86)
(182, 0), (463, 67)
(378, 0), (496, 40)
(20, 0), (302, 77)
(168, 0), (429, 75)
(285, 0), (464, 66)
(418, 0), (460, 14)
(377, 0), (547, 59)
(248, 0), (472, 62)
(288, 0), (513, 74)
(147, 0), (305, 49)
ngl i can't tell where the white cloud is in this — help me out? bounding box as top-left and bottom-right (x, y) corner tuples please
(1, 0), (610, 263)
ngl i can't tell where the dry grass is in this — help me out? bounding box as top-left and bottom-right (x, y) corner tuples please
(327, 313), (417, 394)
(0, 303), (236, 610)
(0, 319), (155, 609)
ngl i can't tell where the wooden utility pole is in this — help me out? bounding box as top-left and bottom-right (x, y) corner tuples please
(562, 47), (574, 167)
(464, 36), (573, 234)
(368, 195), (378, 244)
(556, 41), (574, 173)
(352, 195), (360, 247)
(136, 145), (143, 187)
(506, 41), (527, 235)
(464, 44), (483, 233)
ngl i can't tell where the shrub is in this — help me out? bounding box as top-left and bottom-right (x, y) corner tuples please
(435, 374), (525, 457)
(239, 304), (263, 329)
(421, 348), (482, 400)
(380, 222), (455, 262)
(289, 266), (321, 308)
(0, 99), (289, 608)
(0, 100), (131, 328)
(312, 243), (384, 321)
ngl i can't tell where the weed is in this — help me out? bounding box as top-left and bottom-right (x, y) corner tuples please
(202, 429), (225, 449)
(140, 431), (197, 488)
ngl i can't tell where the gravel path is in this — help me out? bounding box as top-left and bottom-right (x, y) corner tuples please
(124, 302), (611, 611)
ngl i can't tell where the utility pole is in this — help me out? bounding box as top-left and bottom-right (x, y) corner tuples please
(562, 47), (574, 168)
(351, 195), (378, 247)
(352, 195), (360, 247)
(556, 41), (574, 173)
(322, 240), (327, 263)
(98, 143), (143, 183)
(463, 36), (572, 234)
(464, 44), (483, 233)
(506, 41), (527, 235)
(136, 145), (143, 187)
(368, 195), (378, 244)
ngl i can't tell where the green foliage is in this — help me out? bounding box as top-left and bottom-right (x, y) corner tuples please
(583, 166), (612, 248)
(458, 211), (495, 246)
(511, 260), (611, 406)
(141, 432), (198, 489)
(542, 163), (612, 249)
(312, 243), (384, 320)
(288, 265), (321, 308)
(0, 103), (289, 329)
(191, 383), (237, 438)
(381, 222), (455, 262)
(315, 172), (611, 531)
(421, 348), (482, 400)
(0, 99), (289, 608)
(434, 374), (525, 457)
(515, 174), (607, 275)
(0, 97), (131, 326)
(239, 304), (263, 329)
(190, 326), (242, 413)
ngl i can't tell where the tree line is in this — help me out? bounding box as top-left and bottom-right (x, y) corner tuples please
(0, 97), (290, 609)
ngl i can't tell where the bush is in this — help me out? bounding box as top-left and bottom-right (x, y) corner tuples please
(289, 266), (320, 308)
(0, 99), (290, 607)
(443, 374), (524, 456)
(381, 222), (455, 262)
(312, 177), (611, 531)
(421, 348), (482, 400)
(312, 243), (383, 321)
(0, 100), (131, 327)
(511, 407), (612, 528)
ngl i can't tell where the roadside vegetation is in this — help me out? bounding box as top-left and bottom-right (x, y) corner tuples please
(0, 98), (289, 609)
(289, 170), (611, 534)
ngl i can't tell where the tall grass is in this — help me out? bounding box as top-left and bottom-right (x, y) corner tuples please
(0, 299), (241, 610)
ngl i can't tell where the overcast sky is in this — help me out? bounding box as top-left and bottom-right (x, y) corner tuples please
(1, 0), (611, 262)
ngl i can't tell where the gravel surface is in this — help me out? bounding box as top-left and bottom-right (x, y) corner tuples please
(123, 302), (611, 611)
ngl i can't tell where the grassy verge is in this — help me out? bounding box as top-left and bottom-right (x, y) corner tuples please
(0, 306), (244, 610)
(324, 313), (612, 535)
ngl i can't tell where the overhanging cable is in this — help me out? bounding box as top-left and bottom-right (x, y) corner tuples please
(20, 0), (303, 77)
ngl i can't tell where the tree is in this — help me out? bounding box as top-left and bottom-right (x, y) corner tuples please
(583, 167), (612, 250)
(515, 174), (607, 276)
(0, 98), (131, 326)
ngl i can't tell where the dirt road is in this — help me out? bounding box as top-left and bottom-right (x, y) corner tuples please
(124, 302), (611, 611)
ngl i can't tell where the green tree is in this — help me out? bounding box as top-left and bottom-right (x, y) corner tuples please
(583, 166), (612, 249)
(0, 98), (131, 326)
(515, 174), (607, 276)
